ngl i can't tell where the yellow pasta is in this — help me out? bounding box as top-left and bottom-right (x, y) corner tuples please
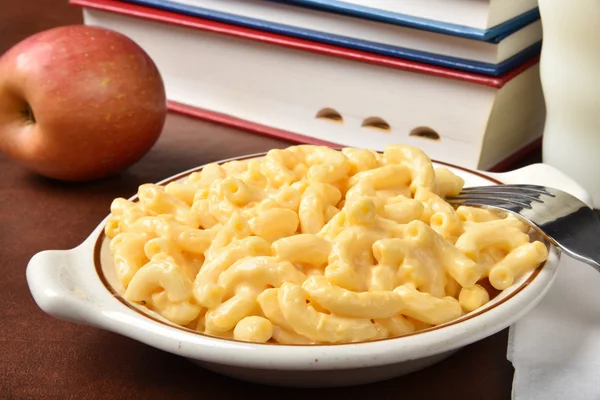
(458, 284), (491, 313)
(105, 144), (549, 344)
(233, 316), (273, 343)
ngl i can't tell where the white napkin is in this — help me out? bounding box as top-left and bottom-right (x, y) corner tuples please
(508, 255), (600, 399)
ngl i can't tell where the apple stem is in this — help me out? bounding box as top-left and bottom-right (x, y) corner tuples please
(22, 103), (36, 123)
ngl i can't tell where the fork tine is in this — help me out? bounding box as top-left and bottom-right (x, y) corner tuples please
(446, 196), (532, 210)
(504, 184), (555, 196)
(462, 184), (549, 191)
(460, 184), (554, 197)
(449, 191), (542, 205)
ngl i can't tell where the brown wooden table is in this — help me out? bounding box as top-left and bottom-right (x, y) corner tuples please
(1, 2), (515, 399)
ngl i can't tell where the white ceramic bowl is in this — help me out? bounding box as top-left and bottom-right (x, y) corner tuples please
(26, 155), (592, 388)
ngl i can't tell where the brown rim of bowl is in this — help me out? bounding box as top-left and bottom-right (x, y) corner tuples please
(93, 153), (546, 346)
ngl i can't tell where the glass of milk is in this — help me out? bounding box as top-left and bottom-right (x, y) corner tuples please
(539, 0), (600, 208)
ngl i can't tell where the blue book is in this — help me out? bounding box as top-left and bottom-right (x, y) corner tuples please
(272, 0), (541, 41)
(119, 0), (542, 76)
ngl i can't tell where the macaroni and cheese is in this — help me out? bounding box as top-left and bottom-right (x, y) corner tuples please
(105, 144), (548, 344)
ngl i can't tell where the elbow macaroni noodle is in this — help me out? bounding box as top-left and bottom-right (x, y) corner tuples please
(105, 144), (549, 344)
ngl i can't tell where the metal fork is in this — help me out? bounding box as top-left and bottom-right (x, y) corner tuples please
(446, 184), (600, 272)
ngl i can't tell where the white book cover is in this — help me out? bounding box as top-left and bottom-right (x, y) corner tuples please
(275, 0), (539, 33)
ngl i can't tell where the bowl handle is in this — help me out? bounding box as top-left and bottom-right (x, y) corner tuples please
(26, 247), (103, 327)
(485, 163), (594, 208)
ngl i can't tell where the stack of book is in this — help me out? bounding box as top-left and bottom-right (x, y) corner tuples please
(71, 0), (545, 171)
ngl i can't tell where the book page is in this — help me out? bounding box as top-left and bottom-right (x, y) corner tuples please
(317, 0), (492, 29)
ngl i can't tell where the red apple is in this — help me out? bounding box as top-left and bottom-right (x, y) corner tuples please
(0, 25), (167, 181)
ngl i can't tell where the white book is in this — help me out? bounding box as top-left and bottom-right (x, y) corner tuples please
(280, 0), (539, 31)
(120, 0), (543, 76)
(77, 1), (546, 171)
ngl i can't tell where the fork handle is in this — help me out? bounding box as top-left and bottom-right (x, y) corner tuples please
(571, 254), (600, 274)
(555, 209), (600, 273)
